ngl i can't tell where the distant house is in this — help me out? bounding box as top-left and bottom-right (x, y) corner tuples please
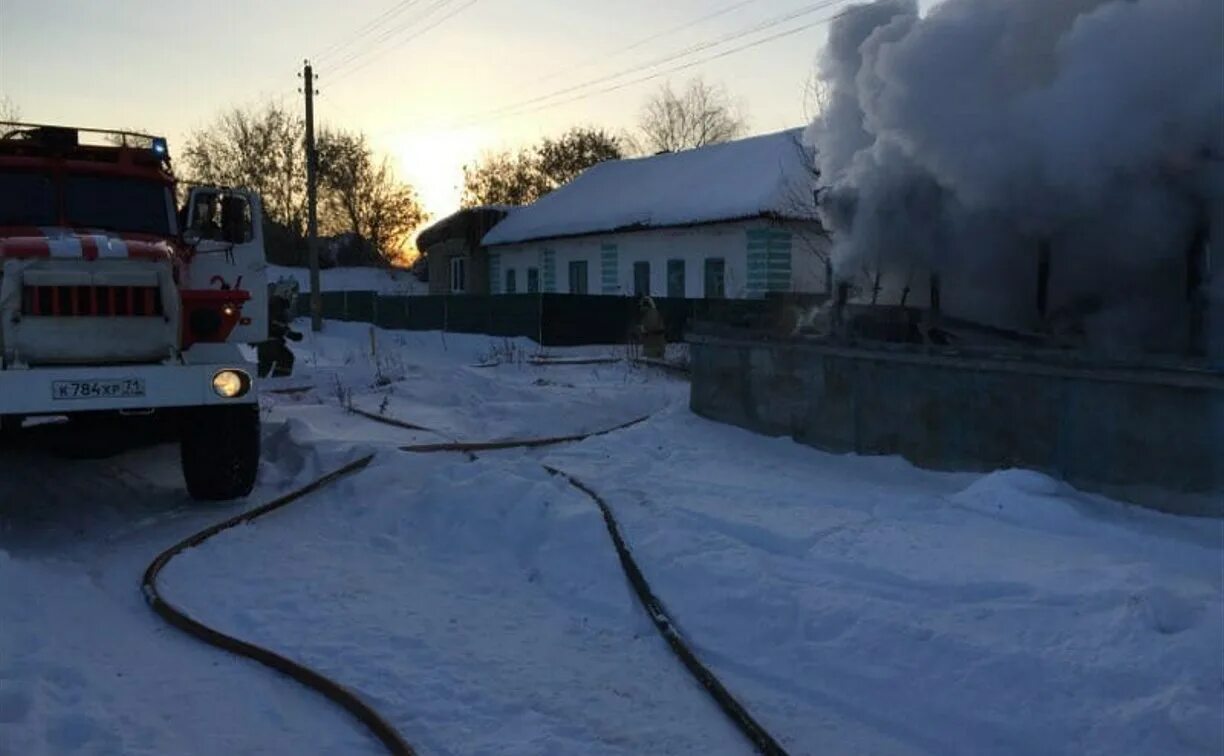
(480, 129), (829, 299)
(417, 206), (512, 295)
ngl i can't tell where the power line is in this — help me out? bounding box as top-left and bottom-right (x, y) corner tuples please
(452, 1), (861, 128)
(529, 0), (765, 87)
(327, 0), (466, 79)
(327, 0), (482, 87)
(452, 0), (852, 126)
(327, 0), (455, 73)
(313, 0), (426, 65)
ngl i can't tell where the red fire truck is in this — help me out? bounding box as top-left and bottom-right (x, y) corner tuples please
(0, 123), (267, 500)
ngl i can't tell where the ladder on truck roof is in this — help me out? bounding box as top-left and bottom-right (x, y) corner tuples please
(0, 121), (165, 150)
(0, 121), (170, 166)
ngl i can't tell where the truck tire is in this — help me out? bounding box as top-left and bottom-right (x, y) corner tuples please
(180, 404), (260, 501)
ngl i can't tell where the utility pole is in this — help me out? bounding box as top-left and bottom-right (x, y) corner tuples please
(302, 60), (322, 332)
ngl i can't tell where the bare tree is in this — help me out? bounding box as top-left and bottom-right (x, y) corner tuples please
(461, 148), (549, 208)
(316, 128), (428, 266)
(636, 78), (747, 154)
(535, 127), (623, 187)
(184, 102), (308, 240)
(776, 131), (833, 299)
(802, 70), (831, 122)
(460, 126), (622, 207)
(0, 95), (20, 122)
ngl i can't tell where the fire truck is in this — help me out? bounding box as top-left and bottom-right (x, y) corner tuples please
(0, 123), (267, 500)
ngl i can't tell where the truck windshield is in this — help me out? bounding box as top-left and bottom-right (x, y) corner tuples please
(64, 175), (173, 236)
(0, 172), (56, 226)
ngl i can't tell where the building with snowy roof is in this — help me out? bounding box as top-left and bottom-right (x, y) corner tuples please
(418, 205), (514, 295)
(479, 129), (830, 300)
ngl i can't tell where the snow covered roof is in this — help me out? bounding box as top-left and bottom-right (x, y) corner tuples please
(482, 128), (817, 247)
(417, 205), (514, 250)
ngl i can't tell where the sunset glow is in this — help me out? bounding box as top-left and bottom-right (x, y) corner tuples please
(0, 0), (937, 250)
(385, 126), (487, 222)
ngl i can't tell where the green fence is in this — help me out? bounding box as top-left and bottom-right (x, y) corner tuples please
(289, 291), (820, 346)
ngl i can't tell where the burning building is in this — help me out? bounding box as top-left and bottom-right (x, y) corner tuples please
(690, 0), (1224, 514)
(808, 0), (1223, 362)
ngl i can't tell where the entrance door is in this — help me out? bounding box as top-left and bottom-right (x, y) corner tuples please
(667, 259), (685, 298)
(568, 260), (589, 294)
(633, 261), (651, 297)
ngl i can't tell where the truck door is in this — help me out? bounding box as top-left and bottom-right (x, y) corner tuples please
(183, 187), (268, 342)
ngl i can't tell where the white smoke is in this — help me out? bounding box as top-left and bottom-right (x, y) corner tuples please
(810, 0), (1224, 358)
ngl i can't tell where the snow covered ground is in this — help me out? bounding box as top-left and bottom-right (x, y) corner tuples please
(2, 321), (1221, 755)
(267, 264), (427, 295)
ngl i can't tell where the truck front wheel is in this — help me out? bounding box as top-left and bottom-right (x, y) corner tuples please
(180, 404), (260, 501)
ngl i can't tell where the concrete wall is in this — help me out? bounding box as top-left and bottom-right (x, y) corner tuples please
(690, 330), (1224, 516)
(488, 219), (830, 299)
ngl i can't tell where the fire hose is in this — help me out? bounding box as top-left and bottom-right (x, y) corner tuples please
(144, 411), (788, 756)
(142, 455), (416, 756)
(390, 415), (789, 756)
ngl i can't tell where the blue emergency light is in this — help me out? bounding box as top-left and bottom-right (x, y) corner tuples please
(151, 137), (169, 157)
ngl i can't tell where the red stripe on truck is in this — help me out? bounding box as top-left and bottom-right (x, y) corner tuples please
(79, 235), (99, 261)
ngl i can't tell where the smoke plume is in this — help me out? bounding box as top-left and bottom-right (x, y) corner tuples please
(809, 0), (1224, 358)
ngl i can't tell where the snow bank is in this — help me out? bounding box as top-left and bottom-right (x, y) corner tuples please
(251, 323), (1224, 754)
(0, 520), (375, 755)
(5, 318), (1218, 754)
(161, 452), (746, 755)
(273, 321), (673, 444)
(267, 264), (426, 295)
(545, 409), (1224, 755)
(0, 416), (385, 755)
(482, 129), (817, 246)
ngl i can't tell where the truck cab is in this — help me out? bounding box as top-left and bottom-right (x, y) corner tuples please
(0, 122), (267, 500)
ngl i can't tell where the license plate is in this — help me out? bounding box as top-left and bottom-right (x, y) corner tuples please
(52, 378), (146, 401)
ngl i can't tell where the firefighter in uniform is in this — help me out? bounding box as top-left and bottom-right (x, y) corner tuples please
(638, 296), (666, 359)
(257, 280), (303, 377)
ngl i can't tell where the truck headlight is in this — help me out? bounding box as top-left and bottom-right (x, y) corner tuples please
(212, 370), (250, 398)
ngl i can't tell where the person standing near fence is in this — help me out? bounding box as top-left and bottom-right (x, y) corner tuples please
(638, 296), (666, 359)
(257, 279), (304, 377)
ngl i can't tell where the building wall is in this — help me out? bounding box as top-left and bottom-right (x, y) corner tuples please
(486, 219), (830, 299)
(426, 238), (489, 295)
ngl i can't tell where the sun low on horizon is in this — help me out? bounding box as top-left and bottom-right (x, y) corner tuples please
(383, 127), (488, 229)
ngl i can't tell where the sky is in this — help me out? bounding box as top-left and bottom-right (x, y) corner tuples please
(0, 0), (938, 224)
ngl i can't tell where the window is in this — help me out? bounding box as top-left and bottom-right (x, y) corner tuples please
(527, 267), (540, 293)
(704, 258), (726, 299)
(633, 261), (651, 297)
(66, 175), (173, 236)
(0, 172), (55, 226)
(188, 190), (252, 243)
(541, 250), (556, 292)
(667, 259), (686, 299)
(489, 253), (502, 294)
(219, 195), (253, 243)
(600, 245), (619, 293)
(568, 260), (589, 294)
(505, 269), (517, 294)
(450, 256), (467, 293)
